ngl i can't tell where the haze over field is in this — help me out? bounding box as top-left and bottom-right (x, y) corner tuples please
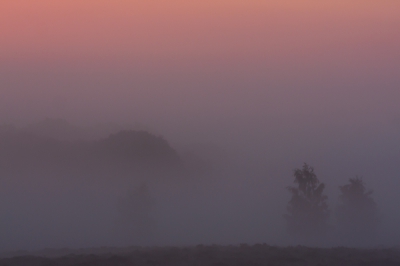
(0, 1), (399, 252)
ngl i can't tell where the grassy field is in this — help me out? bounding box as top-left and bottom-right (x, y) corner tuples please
(1, 244), (400, 266)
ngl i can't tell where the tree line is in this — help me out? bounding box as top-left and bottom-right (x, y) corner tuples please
(285, 163), (380, 245)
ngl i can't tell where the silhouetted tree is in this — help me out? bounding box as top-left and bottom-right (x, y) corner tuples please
(284, 163), (329, 238)
(336, 177), (379, 244)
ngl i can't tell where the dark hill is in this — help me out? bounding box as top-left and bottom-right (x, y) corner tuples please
(98, 130), (180, 163)
(0, 126), (182, 180)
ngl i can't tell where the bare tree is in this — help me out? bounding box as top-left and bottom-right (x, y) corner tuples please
(336, 177), (379, 245)
(284, 163), (330, 239)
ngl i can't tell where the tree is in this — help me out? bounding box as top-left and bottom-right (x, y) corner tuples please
(336, 177), (379, 244)
(116, 183), (156, 244)
(284, 163), (330, 239)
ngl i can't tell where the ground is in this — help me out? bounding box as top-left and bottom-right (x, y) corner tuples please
(1, 244), (400, 266)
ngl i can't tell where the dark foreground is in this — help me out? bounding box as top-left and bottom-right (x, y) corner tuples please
(1, 244), (400, 266)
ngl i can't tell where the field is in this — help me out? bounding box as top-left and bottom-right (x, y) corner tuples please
(1, 244), (400, 266)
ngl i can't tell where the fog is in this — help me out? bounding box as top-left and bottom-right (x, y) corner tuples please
(0, 110), (399, 252)
(1, 65), (399, 252)
(1, 0), (400, 254)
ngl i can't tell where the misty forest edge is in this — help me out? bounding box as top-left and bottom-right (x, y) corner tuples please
(285, 163), (379, 245)
(0, 119), (380, 247)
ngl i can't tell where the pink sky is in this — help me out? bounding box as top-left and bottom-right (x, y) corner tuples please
(0, 1), (399, 142)
(1, 1), (399, 61)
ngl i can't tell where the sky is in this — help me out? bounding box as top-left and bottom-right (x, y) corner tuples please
(0, 0), (400, 250)
(1, 0), (399, 164)
(1, 0), (399, 130)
